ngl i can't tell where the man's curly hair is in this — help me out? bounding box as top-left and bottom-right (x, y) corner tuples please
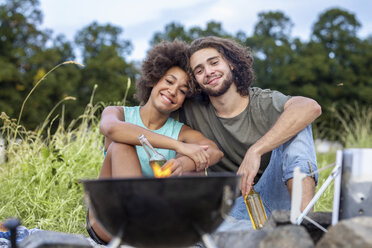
(188, 36), (255, 97)
(135, 39), (192, 105)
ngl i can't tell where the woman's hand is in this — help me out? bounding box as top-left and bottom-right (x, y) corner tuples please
(176, 142), (210, 171)
(164, 159), (183, 176)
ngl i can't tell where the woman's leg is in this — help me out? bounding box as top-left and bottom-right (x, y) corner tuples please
(88, 141), (142, 243)
(100, 141), (142, 178)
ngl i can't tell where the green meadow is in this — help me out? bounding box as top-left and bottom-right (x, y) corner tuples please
(0, 65), (371, 235)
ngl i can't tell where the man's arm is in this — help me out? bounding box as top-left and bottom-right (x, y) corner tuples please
(237, 96), (321, 195)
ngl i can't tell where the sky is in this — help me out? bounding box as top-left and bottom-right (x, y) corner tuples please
(39, 0), (372, 62)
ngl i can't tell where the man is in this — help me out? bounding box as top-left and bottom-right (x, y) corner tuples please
(179, 36), (321, 219)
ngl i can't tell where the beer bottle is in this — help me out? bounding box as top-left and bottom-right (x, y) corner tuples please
(244, 189), (268, 229)
(138, 134), (171, 177)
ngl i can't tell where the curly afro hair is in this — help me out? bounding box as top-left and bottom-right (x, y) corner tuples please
(135, 39), (192, 105)
(188, 36), (255, 98)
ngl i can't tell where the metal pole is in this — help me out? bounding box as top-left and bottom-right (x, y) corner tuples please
(296, 164), (341, 225)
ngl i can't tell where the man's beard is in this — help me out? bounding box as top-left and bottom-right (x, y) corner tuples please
(200, 71), (234, 97)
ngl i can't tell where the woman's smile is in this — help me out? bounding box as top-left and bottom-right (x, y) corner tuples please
(160, 93), (174, 104)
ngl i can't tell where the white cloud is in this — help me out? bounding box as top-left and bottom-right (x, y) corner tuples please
(41, 0), (210, 28)
(39, 0), (372, 61)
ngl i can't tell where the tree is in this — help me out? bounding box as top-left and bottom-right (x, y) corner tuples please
(21, 44), (83, 127)
(151, 22), (192, 45)
(284, 8), (370, 135)
(352, 37), (372, 104)
(0, 0), (53, 128)
(311, 8), (361, 54)
(188, 21), (232, 40)
(74, 22), (137, 108)
(150, 21), (234, 46)
(0, 0), (99, 129)
(245, 11), (295, 91)
(309, 8), (367, 107)
(74, 21), (132, 63)
(253, 11), (293, 42)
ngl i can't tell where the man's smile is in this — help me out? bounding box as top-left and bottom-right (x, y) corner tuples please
(207, 75), (221, 85)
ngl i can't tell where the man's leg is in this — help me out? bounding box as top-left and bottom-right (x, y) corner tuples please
(217, 146), (288, 232)
(287, 176), (316, 211)
(218, 125), (317, 231)
(281, 124), (318, 211)
(230, 125), (318, 217)
(253, 146), (291, 216)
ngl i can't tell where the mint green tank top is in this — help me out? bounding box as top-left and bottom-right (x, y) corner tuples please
(123, 106), (184, 177)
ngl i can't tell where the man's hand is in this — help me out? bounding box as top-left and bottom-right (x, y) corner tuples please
(237, 147), (261, 196)
(176, 142), (210, 171)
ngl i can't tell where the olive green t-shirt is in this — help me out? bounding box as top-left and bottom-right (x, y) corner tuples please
(179, 87), (291, 181)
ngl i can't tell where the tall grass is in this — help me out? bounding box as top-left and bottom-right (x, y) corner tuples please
(330, 103), (372, 148)
(0, 62), (105, 234)
(313, 152), (337, 212)
(313, 103), (372, 212)
(0, 96), (104, 234)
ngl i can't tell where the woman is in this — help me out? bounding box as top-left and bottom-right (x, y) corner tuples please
(86, 40), (224, 244)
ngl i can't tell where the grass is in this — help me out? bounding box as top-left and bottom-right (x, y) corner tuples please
(0, 95), (104, 234)
(0, 63), (371, 235)
(313, 103), (372, 212)
(0, 61), (105, 234)
(313, 152), (337, 212)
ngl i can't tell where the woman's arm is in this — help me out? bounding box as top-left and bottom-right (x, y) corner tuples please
(100, 106), (210, 167)
(101, 106), (175, 149)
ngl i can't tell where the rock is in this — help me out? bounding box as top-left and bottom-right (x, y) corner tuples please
(260, 225), (314, 248)
(264, 210), (332, 244)
(303, 212), (332, 244)
(213, 229), (268, 248)
(317, 216), (372, 248)
(19, 231), (92, 248)
(263, 210), (291, 230)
